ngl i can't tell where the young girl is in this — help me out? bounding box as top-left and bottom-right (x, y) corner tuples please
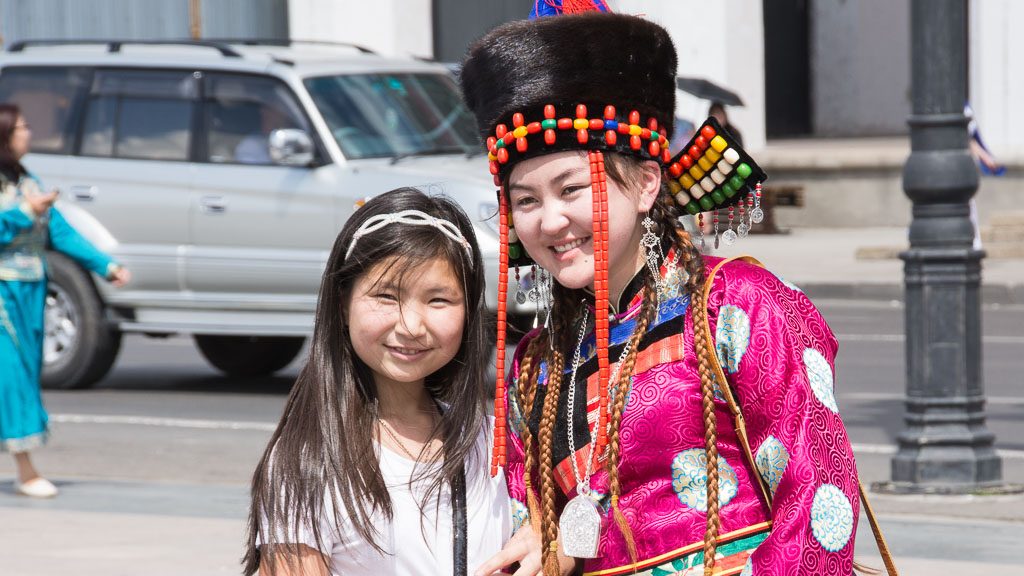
(462, 7), (865, 576)
(243, 188), (511, 575)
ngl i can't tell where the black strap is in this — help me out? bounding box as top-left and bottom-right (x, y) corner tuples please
(451, 466), (468, 576)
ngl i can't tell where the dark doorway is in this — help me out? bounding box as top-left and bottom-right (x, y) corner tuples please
(763, 0), (812, 138)
(433, 0), (532, 63)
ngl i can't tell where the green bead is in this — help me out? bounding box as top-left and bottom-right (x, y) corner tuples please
(710, 190), (726, 205)
(508, 243), (522, 260)
(722, 181), (738, 197)
(650, 130), (659, 141)
(729, 174), (745, 190)
(495, 139), (505, 149)
(685, 201), (701, 215)
(736, 163), (752, 178)
(541, 119), (557, 130)
(699, 195), (715, 211)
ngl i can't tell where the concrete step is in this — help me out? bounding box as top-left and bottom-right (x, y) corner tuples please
(856, 244), (1024, 260)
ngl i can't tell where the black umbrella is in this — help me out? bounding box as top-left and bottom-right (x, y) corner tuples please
(675, 77), (744, 106)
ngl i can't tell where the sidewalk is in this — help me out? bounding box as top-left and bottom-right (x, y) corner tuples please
(711, 226), (1024, 304)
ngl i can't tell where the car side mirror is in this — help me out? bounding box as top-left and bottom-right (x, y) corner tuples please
(268, 129), (315, 167)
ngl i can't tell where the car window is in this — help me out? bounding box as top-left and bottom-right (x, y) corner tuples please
(203, 73), (310, 165)
(0, 66), (90, 154)
(79, 69), (196, 161)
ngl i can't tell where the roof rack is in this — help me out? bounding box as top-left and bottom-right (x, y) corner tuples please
(7, 39), (242, 57)
(202, 38), (377, 55)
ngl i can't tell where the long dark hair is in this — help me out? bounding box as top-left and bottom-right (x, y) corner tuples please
(243, 188), (489, 575)
(0, 103), (27, 178)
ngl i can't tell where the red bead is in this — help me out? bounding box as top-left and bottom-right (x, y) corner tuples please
(589, 118), (604, 130)
(503, 132), (515, 145)
(617, 122), (630, 134)
(544, 104), (556, 119)
(577, 129), (589, 144)
(641, 128), (651, 140)
(512, 112), (524, 127)
(695, 135), (709, 150)
(605, 130), (617, 146)
(649, 141), (660, 157)
(527, 121), (541, 134)
(495, 124), (507, 138)
(557, 118), (573, 130)
(630, 135), (641, 150)
(544, 129), (556, 145)
(486, 136), (496, 149)
(661, 149), (671, 163)
(497, 148), (509, 163)
(604, 105), (616, 120)
(516, 137), (527, 152)
(576, 104), (587, 118)
(493, 175), (501, 186)
(489, 161), (499, 175)
(688, 145), (701, 159)
(701, 125), (716, 140)
(648, 117), (658, 131)
(629, 110), (640, 125)
(679, 155), (693, 169)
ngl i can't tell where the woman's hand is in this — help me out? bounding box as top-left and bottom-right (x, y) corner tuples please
(23, 188), (59, 217)
(474, 524), (577, 576)
(108, 265), (131, 288)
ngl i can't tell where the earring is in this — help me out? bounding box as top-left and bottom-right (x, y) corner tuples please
(641, 215), (664, 303)
(529, 266), (554, 330)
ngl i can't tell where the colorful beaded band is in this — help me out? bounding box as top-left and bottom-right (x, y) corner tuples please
(486, 104), (672, 184)
(664, 117), (767, 216)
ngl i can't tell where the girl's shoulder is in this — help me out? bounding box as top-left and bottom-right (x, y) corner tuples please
(702, 255), (808, 308)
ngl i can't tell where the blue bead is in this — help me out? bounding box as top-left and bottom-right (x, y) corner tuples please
(604, 120), (618, 130)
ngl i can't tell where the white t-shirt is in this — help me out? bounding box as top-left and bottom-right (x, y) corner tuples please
(260, 418), (511, 575)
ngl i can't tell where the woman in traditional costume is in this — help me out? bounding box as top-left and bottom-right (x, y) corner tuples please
(462, 6), (863, 576)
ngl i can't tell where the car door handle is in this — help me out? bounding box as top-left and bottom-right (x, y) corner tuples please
(200, 196), (228, 213)
(69, 185), (97, 202)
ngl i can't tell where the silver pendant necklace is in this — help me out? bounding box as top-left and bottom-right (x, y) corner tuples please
(559, 305), (634, 559)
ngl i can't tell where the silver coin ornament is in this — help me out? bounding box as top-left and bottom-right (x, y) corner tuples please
(559, 494), (602, 559)
(722, 229), (738, 245)
(515, 289), (527, 305)
(737, 222), (750, 238)
(750, 207), (764, 224)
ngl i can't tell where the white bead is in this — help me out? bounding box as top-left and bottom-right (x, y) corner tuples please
(700, 177), (715, 192)
(509, 228), (519, 243)
(710, 169), (726, 184)
(674, 191), (691, 205)
(689, 184), (705, 199)
(723, 148), (740, 164)
(718, 159), (733, 174)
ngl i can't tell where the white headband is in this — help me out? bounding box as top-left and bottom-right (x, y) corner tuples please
(345, 209), (473, 260)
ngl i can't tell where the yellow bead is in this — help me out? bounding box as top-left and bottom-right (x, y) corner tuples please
(512, 126), (528, 138)
(488, 153), (497, 161)
(679, 174), (696, 189)
(629, 125), (642, 136)
(689, 165), (705, 180)
(705, 148), (721, 163)
(573, 118), (589, 130)
(698, 156), (714, 172)
(668, 180), (682, 194)
(710, 135), (728, 152)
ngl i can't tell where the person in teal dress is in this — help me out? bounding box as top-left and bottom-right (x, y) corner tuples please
(0, 103), (131, 498)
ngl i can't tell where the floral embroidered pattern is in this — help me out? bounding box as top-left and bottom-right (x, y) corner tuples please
(715, 304), (750, 374)
(754, 435), (789, 497)
(740, 557), (754, 576)
(803, 347), (838, 413)
(510, 498), (529, 534)
(671, 448), (738, 512)
(810, 484), (854, 552)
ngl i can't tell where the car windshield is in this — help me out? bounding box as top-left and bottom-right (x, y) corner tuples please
(304, 72), (480, 160)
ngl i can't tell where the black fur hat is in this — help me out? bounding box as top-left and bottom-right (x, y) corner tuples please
(460, 12), (678, 180)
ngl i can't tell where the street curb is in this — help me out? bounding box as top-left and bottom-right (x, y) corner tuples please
(800, 283), (1024, 305)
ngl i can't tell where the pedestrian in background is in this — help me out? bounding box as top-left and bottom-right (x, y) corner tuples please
(0, 103), (130, 498)
(244, 188), (511, 576)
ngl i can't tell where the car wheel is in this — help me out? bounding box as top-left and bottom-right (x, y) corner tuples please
(41, 253), (122, 389)
(194, 335), (305, 377)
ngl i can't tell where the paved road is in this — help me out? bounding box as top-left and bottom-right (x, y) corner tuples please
(1, 300), (1022, 575)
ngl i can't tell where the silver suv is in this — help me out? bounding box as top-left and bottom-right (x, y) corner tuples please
(0, 40), (508, 389)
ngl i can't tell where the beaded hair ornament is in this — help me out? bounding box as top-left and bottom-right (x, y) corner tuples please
(344, 209), (473, 260)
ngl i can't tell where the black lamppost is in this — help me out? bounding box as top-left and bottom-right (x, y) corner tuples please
(884, 0), (1005, 493)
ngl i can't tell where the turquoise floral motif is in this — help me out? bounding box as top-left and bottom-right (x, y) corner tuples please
(659, 261), (689, 302)
(715, 304), (751, 374)
(671, 449), (738, 512)
(803, 347), (838, 413)
(740, 557), (754, 576)
(754, 435), (789, 497)
(810, 483), (854, 552)
(510, 498), (529, 534)
(779, 276), (803, 294)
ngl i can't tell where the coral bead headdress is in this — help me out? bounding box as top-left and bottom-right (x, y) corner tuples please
(459, 4), (765, 475)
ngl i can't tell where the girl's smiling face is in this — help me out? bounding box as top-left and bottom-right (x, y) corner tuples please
(346, 255), (466, 389)
(507, 151), (662, 299)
